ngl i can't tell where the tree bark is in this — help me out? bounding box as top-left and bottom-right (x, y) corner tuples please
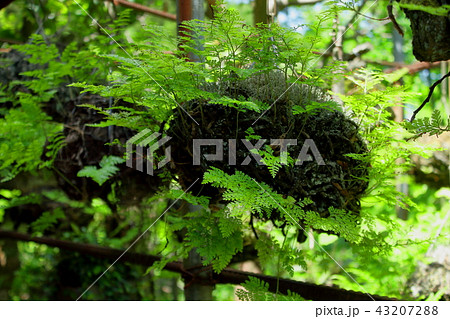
(254, 0), (268, 25)
(402, 1), (450, 62)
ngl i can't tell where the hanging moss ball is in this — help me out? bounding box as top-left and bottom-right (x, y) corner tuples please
(167, 71), (369, 228)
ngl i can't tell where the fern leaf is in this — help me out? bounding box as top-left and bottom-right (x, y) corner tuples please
(77, 155), (125, 185)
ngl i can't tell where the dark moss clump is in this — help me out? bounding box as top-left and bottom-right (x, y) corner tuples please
(167, 71), (369, 231)
(53, 95), (165, 205)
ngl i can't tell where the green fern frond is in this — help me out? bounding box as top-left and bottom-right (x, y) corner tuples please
(77, 155), (125, 186)
(405, 110), (450, 138)
(236, 277), (305, 301)
(184, 209), (243, 273)
(31, 207), (65, 234)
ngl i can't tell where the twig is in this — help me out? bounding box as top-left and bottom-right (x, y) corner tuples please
(322, 0), (369, 61)
(353, 13), (389, 21)
(343, 0), (368, 30)
(388, 0), (404, 37)
(410, 70), (450, 122)
(381, 61), (441, 74)
(277, 0), (322, 12)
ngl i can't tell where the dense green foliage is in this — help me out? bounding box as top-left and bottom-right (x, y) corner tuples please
(0, 0), (449, 301)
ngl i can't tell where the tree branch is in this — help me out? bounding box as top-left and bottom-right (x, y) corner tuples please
(367, 60), (442, 74)
(277, 0), (323, 11)
(105, 0), (176, 21)
(388, 0), (404, 37)
(0, 229), (398, 301)
(410, 70), (450, 122)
